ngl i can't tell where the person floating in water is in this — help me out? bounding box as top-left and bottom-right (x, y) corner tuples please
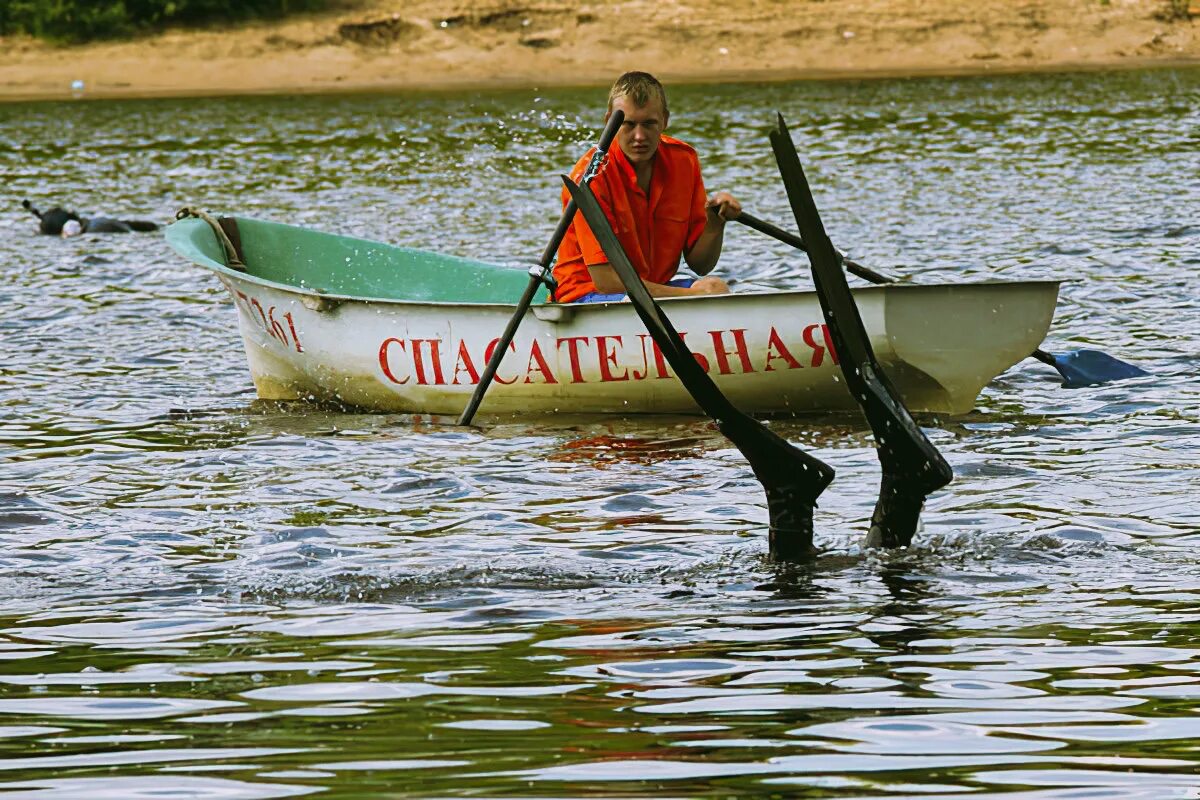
(22, 200), (159, 237)
(553, 71), (741, 303)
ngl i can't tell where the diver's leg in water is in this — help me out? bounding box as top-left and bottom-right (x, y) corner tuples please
(768, 114), (952, 548)
(82, 217), (134, 233)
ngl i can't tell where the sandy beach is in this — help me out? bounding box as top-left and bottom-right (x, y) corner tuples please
(1, 0), (1197, 102)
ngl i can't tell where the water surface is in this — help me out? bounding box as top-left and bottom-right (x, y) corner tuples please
(1, 68), (1198, 798)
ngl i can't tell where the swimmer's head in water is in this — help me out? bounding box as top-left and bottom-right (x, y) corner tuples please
(61, 219), (84, 238)
(35, 206), (83, 236)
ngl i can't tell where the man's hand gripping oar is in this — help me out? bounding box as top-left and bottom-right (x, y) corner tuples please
(560, 174), (835, 561)
(457, 109), (626, 427)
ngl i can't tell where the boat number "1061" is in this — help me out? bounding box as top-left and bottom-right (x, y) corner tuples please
(232, 288), (303, 353)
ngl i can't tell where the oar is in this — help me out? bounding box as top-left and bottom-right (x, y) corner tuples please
(457, 109), (626, 426)
(734, 211), (1148, 388)
(561, 174), (835, 561)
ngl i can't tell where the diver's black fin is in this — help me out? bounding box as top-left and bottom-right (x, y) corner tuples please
(768, 114), (952, 548)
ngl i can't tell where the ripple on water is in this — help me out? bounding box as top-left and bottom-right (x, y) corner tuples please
(0, 69), (1198, 797)
(0, 776), (319, 799)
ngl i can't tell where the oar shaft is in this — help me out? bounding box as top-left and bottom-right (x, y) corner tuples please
(536, 198), (581, 270)
(1031, 349), (1057, 367)
(457, 109), (625, 426)
(768, 112), (950, 548)
(736, 211), (806, 253)
(735, 212), (897, 285)
(533, 108), (626, 277)
(456, 276), (542, 425)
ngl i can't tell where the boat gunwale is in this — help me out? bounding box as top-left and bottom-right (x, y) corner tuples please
(166, 216), (1062, 310)
(193, 257), (1062, 311)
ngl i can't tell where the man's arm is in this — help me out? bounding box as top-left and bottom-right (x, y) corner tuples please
(587, 264), (728, 297)
(685, 191), (742, 275)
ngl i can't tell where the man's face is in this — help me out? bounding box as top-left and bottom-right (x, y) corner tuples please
(609, 94), (667, 166)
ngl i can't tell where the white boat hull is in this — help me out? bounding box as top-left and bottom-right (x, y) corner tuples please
(216, 273), (1059, 416)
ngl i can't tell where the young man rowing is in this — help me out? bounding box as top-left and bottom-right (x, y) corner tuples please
(553, 72), (741, 303)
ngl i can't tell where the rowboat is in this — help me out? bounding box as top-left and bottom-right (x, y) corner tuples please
(165, 215), (1059, 417)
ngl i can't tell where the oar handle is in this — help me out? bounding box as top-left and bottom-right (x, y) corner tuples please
(457, 109), (625, 426)
(588, 108), (627, 176)
(735, 211), (897, 285)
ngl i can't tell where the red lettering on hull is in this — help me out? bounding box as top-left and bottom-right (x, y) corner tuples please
(375, 323), (840, 388)
(557, 336), (590, 383)
(226, 284), (304, 353)
(765, 326), (802, 371)
(596, 335), (628, 382)
(484, 338), (519, 385)
(525, 340), (557, 384)
(452, 341), (480, 385)
(802, 323), (839, 367)
(710, 329), (754, 375)
(379, 337), (409, 384)
(410, 339), (445, 385)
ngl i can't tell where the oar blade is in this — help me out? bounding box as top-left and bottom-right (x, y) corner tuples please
(560, 174), (835, 560)
(1050, 348), (1149, 388)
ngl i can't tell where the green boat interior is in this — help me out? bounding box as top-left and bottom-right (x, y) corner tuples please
(166, 215), (548, 304)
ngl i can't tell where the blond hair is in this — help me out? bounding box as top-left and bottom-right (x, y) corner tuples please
(607, 71), (669, 118)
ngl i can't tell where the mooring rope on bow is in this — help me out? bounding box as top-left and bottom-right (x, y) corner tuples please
(175, 207), (245, 271)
